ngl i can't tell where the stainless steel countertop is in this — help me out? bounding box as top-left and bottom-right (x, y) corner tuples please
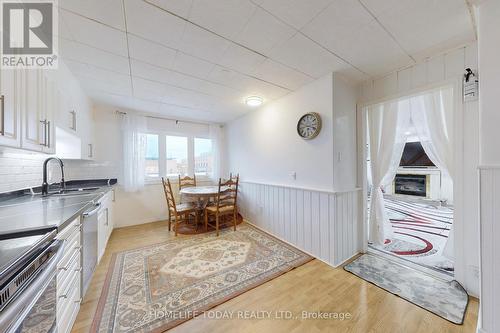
(0, 184), (114, 238)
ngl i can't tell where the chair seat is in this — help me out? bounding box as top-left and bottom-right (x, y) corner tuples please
(206, 205), (235, 214)
(171, 202), (196, 213)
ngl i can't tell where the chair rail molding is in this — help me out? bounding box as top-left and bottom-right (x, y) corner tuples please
(238, 181), (362, 267)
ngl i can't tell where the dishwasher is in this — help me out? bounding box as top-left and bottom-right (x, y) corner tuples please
(81, 202), (100, 297)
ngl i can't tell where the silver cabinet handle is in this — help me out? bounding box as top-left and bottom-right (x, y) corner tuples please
(46, 120), (51, 148)
(88, 143), (93, 158)
(0, 95), (4, 136)
(39, 119), (47, 146)
(82, 203), (100, 217)
(74, 298), (82, 304)
(70, 110), (76, 130)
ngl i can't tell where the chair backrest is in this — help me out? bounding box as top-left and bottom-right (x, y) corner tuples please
(229, 173), (239, 182)
(215, 175), (239, 212)
(161, 177), (177, 214)
(178, 174), (196, 190)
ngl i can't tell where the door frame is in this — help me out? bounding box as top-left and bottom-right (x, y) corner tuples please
(356, 77), (465, 282)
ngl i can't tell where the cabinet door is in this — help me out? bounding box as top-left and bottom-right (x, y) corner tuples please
(0, 68), (21, 147)
(97, 208), (107, 263)
(22, 69), (44, 151)
(43, 78), (56, 154)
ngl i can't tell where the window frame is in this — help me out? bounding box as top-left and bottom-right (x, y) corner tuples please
(142, 130), (212, 184)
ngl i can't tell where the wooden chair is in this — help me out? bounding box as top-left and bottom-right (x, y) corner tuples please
(162, 177), (197, 236)
(178, 174), (196, 190)
(204, 176), (239, 236)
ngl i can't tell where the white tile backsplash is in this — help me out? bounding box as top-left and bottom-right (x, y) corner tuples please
(0, 148), (120, 193)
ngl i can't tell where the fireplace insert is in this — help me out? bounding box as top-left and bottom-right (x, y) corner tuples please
(394, 174), (427, 197)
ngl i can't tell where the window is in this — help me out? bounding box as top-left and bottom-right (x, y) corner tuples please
(194, 137), (213, 176)
(145, 134), (159, 178)
(166, 135), (188, 177)
(142, 131), (213, 181)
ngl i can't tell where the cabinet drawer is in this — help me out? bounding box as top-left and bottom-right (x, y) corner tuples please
(57, 230), (80, 271)
(57, 272), (80, 333)
(57, 251), (80, 299)
(57, 217), (81, 241)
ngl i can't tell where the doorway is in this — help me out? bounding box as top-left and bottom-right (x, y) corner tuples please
(361, 84), (460, 278)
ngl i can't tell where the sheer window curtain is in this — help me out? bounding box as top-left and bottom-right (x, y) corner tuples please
(209, 124), (224, 181)
(121, 113), (147, 192)
(367, 100), (411, 245)
(409, 87), (455, 258)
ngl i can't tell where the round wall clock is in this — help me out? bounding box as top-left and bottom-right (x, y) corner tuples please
(297, 112), (322, 140)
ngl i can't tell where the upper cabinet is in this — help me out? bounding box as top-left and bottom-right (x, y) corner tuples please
(21, 69), (56, 153)
(0, 62), (94, 158)
(0, 68), (21, 147)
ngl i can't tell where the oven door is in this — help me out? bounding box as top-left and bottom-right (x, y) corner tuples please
(0, 240), (65, 333)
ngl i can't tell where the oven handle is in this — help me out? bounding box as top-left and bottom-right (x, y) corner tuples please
(0, 240), (65, 333)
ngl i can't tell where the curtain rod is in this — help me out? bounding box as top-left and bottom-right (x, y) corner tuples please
(115, 110), (221, 127)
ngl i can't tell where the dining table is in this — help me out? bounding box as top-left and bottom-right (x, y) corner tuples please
(179, 185), (228, 210)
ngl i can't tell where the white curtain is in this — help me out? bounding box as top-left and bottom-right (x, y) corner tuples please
(410, 87), (454, 178)
(367, 99), (411, 245)
(209, 124), (224, 182)
(121, 113), (147, 192)
(409, 87), (455, 258)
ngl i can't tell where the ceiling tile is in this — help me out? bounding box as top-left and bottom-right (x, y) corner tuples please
(65, 59), (131, 85)
(124, 0), (186, 49)
(78, 75), (133, 96)
(234, 7), (295, 55)
(360, 0), (475, 58)
(144, 0), (194, 18)
(253, 59), (312, 90)
(269, 33), (349, 78)
(128, 35), (177, 69)
(133, 77), (168, 103)
(301, 0), (413, 76)
(207, 65), (289, 100)
(171, 52), (215, 78)
(130, 59), (200, 88)
(188, 0), (256, 39)
(60, 39), (130, 74)
(60, 10), (128, 56)
(178, 24), (230, 63)
(255, 0), (332, 30)
(58, 0), (126, 30)
(218, 44), (266, 74)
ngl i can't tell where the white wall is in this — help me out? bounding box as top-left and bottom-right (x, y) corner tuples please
(226, 72), (361, 267)
(226, 73), (357, 192)
(359, 43), (480, 296)
(477, 1), (500, 332)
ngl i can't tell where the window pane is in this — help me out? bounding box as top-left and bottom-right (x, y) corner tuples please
(194, 138), (212, 176)
(166, 136), (188, 177)
(145, 134), (159, 177)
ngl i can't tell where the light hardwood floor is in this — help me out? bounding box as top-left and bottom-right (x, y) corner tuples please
(71, 221), (478, 333)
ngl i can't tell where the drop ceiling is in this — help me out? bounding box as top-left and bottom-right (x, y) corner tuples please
(58, 0), (475, 122)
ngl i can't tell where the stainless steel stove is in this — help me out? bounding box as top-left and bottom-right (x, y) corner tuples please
(0, 230), (65, 333)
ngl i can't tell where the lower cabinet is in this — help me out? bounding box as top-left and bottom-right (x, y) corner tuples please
(97, 190), (114, 263)
(56, 217), (82, 333)
(55, 190), (115, 333)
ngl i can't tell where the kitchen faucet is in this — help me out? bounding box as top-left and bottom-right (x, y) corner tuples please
(42, 157), (65, 195)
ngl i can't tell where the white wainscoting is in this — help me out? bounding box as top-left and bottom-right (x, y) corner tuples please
(238, 181), (362, 267)
(478, 166), (500, 333)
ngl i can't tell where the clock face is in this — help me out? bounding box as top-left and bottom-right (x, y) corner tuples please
(297, 112), (322, 139)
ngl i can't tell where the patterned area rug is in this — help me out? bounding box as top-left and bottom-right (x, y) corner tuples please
(370, 196), (454, 272)
(344, 254), (468, 324)
(91, 224), (312, 332)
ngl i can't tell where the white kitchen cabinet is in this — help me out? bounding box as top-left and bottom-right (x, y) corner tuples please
(56, 217), (82, 333)
(0, 67), (21, 147)
(21, 69), (55, 153)
(97, 190), (114, 262)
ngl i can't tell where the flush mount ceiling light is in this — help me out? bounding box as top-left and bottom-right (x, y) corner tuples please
(245, 96), (263, 107)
